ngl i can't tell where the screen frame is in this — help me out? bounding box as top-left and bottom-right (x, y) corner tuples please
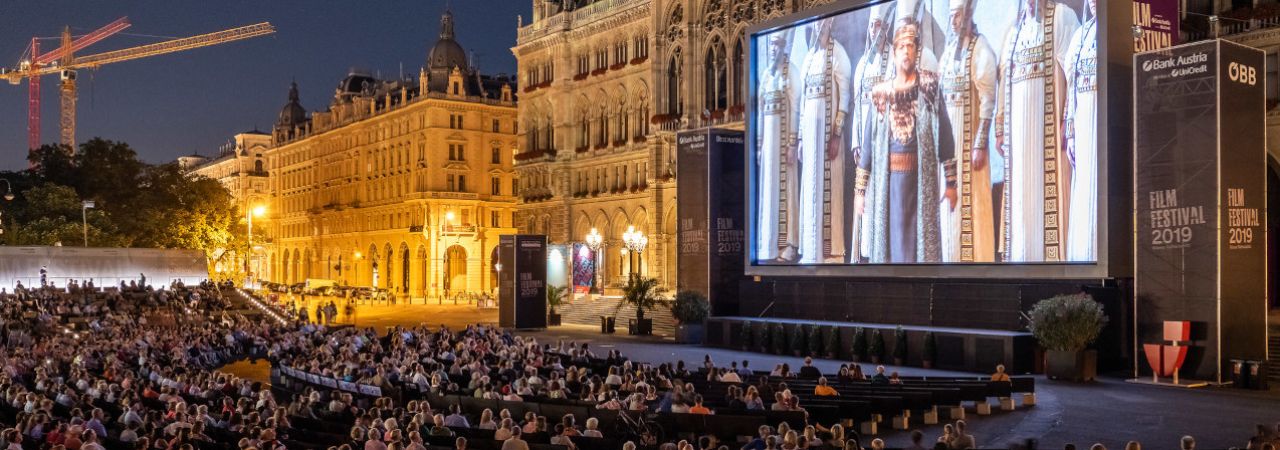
(742, 0), (1132, 279)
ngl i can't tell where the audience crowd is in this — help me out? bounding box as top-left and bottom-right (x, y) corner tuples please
(0, 278), (1268, 450)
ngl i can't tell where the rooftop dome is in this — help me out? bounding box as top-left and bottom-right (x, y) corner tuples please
(337, 70), (378, 97)
(277, 81), (307, 127)
(428, 10), (468, 72)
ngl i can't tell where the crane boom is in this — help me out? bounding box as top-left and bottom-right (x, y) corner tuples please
(71, 23), (275, 70)
(34, 17), (131, 65)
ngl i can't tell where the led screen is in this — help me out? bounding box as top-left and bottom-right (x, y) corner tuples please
(752, 0), (1099, 265)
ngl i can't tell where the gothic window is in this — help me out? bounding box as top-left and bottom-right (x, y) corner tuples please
(732, 39), (745, 107)
(666, 50), (683, 116)
(705, 37), (728, 112)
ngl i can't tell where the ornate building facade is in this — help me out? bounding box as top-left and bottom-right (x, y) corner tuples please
(513, 0), (810, 292)
(183, 131), (273, 277)
(266, 11), (519, 299)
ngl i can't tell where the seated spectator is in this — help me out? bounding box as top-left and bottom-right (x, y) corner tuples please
(719, 368), (742, 383)
(814, 378), (839, 396)
(501, 427), (529, 450)
(582, 418), (603, 438)
(1180, 436), (1195, 450)
(870, 366), (890, 385)
(889, 371), (902, 385)
(689, 395), (713, 415)
(443, 404), (469, 428)
(991, 364), (1011, 382)
(950, 420), (975, 449)
(904, 430), (926, 450)
(799, 357), (822, 379)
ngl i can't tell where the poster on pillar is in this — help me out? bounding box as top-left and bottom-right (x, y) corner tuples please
(1133, 40), (1267, 382)
(677, 129), (746, 316)
(572, 243), (595, 294)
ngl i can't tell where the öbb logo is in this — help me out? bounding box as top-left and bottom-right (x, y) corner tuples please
(1228, 62), (1257, 86)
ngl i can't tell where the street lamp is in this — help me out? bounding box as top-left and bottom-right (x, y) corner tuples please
(438, 210), (456, 303)
(622, 225), (647, 281)
(0, 179), (13, 236)
(247, 205), (266, 287)
(585, 227), (603, 293)
(81, 200), (95, 247)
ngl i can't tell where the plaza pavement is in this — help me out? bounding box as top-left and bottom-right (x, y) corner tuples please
(222, 300), (1280, 449)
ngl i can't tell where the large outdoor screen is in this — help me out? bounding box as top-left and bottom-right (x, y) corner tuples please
(751, 0), (1101, 267)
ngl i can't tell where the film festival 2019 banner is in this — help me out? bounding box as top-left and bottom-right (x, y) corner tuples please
(1134, 40), (1267, 381)
(1133, 0), (1178, 52)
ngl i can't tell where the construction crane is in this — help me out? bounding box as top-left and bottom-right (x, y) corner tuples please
(1, 17), (275, 152)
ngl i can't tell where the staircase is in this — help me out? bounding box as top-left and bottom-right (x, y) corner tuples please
(1268, 326), (1280, 388)
(558, 294), (676, 337)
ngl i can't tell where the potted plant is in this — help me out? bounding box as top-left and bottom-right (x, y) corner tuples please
(869, 329), (885, 364)
(923, 332), (937, 369)
(852, 327), (868, 362)
(1026, 293), (1108, 381)
(670, 290), (710, 344)
(789, 325), (806, 357)
(807, 325), (823, 358)
(893, 326), (908, 366)
(771, 323), (787, 355)
(617, 276), (668, 336)
(739, 321), (754, 351)
(824, 326), (840, 359)
(546, 284), (568, 326)
(755, 322), (771, 353)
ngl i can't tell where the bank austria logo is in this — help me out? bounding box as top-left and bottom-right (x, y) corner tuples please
(1228, 61), (1258, 86)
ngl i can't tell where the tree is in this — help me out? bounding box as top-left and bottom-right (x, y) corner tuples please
(618, 276), (668, 321)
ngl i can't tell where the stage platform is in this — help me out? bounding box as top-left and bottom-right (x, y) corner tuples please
(706, 316), (1036, 374)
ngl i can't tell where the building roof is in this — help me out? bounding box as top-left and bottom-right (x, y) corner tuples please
(277, 81), (307, 128)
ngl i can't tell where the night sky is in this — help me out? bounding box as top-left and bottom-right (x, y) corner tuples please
(0, 0), (531, 170)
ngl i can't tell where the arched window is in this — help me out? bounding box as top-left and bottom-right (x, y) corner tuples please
(255, 160), (264, 173)
(666, 50), (683, 116)
(704, 37), (728, 113)
(732, 39), (745, 107)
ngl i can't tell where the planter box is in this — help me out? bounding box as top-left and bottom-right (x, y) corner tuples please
(629, 318), (652, 336)
(676, 324), (704, 344)
(1046, 349), (1098, 381)
(547, 313), (561, 327)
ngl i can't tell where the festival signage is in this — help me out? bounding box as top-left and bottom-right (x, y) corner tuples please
(1134, 40), (1267, 382)
(678, 129), (747, 316)
(498, 235), (548, 329)
(1133, 0), (1179, 52)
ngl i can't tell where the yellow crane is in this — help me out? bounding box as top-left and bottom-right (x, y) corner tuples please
(1, 17), (275, 152)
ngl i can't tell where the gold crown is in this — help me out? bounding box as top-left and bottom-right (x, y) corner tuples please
(895, 21), (919, 44)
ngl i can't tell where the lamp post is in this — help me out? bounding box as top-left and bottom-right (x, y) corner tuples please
(622, 225), (647, 281)
(585, 227), (603, 294)
(247, 205), (266, 287)
(438, 210), (455, 303)
(81, 200), (95, 247)
(0, 179), (14, 237)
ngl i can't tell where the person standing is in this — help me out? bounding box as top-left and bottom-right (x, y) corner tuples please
(757, 29), (803, 262)
(1063, 0), (1098, 262)
(796, 18), (851, 264)
(939, 0), (998, 262)
(39, 265), (48, 287)
(858, 14), (954, 263)
(996, 0), (1079, 262)
(849, 4), (894, 263)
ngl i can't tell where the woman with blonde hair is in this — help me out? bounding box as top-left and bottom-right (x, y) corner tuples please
(1123, 442), (1140, 450)
(781, 430), (800, 450)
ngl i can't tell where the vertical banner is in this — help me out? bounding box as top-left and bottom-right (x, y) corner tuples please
(498, 235), (548, 329)
(1216, 41), (1268, 366)
(1134, 40), (1267, 382)
(571, 243), (595, 294)
(1133, 0), (1179, 52)
(678, 129), (746, 316)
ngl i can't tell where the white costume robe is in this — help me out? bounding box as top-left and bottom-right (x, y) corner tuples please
(757, 59), (801, 261)
(1063, 17), (1097, 261)
(850, 36), (891, 263)
(796, 37), (851, 264)
(997, 3), (1078, 262)
(940, 32), (998, 262)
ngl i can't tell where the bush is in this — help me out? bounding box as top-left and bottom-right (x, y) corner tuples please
(789, 325), (806, 355)
(893, 326), (908, 361)
(670, 290), (710, 324)
(824, 326), (840, 358)
(755, 322), (771, 352)
(869, 329), (885, 361)
(807, 325), (823, 357)
(852, 327), (868, 361)
(923, 332), (937, 363)
(1026, 293), (1108, 352)
(771, 323), (787, 354)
